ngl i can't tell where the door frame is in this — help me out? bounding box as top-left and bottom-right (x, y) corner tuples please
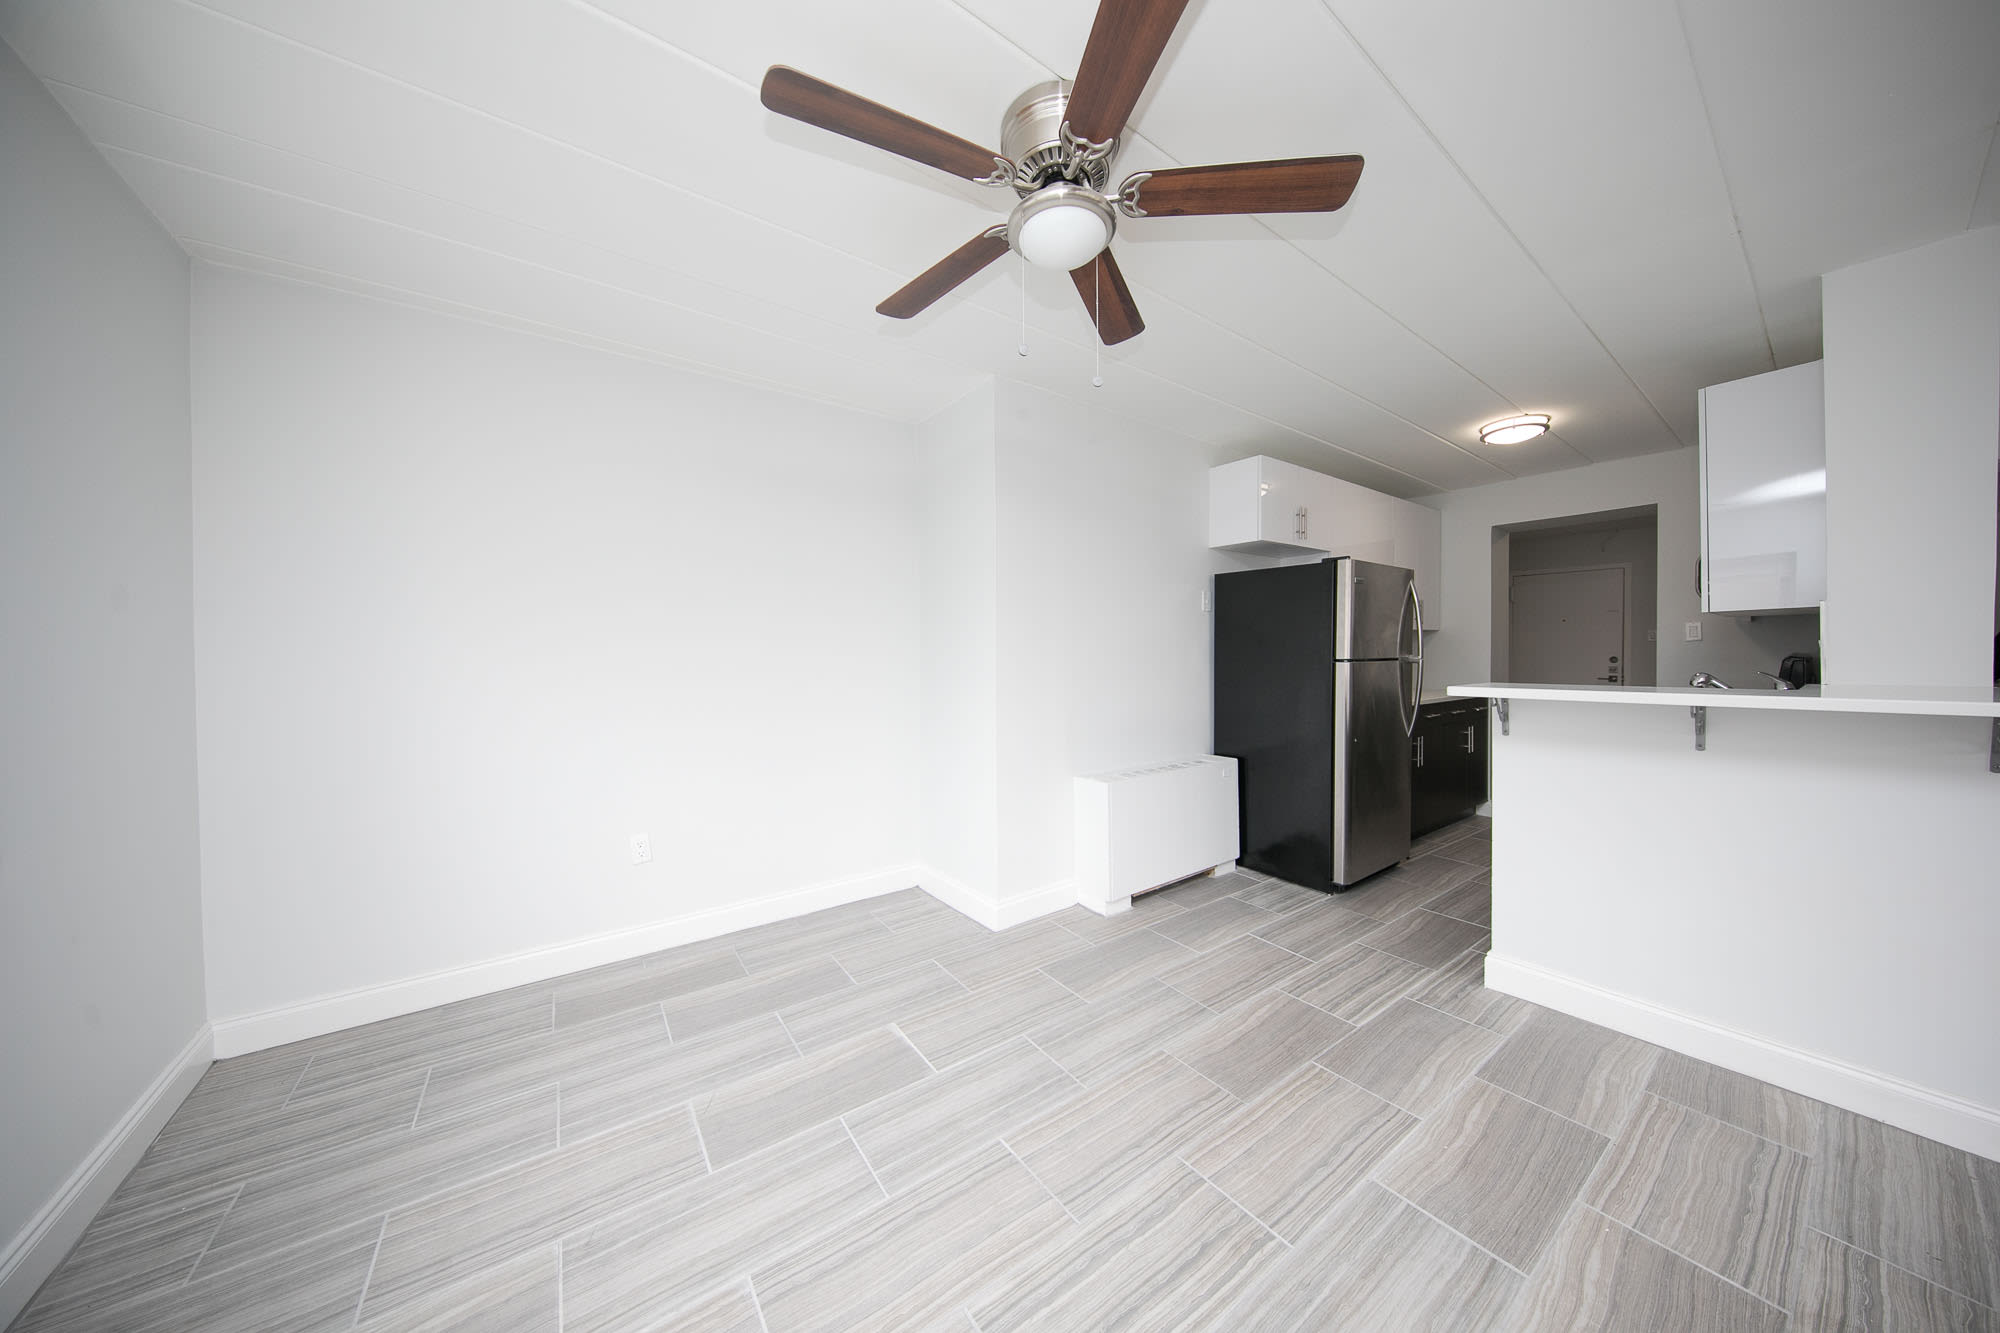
(1506, 562), (1632, 686)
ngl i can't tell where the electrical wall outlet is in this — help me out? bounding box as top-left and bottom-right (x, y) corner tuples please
(1200, 587), (1213, 613)
(1684, 622), (1703, 641)
(629, 833), (652, 865)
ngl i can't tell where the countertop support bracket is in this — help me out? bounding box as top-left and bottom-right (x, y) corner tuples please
(1990, 719), (1999, 773)
(1496, 699), (1509, 736)
(1691, 705), (1707, 751)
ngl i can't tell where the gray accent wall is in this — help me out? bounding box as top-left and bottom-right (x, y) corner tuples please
(0, 36), (206, 1275)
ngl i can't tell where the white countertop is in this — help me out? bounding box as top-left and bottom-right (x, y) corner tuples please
(1445, 682), (2000, 719)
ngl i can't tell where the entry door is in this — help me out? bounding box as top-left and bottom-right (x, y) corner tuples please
(1509, 567), (1627, 686)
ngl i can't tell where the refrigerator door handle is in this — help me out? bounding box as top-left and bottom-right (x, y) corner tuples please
(1402, 579), (1423, 737)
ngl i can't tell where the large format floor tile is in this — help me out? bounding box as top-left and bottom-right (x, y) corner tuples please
(558, 1121), (882, 1333)
(968, 1164), (1286, 1332)
(1281, 941), (1431, 1025)
(1025, 978), (1212, 1087)
(1810, 1103), (2000, 1309)
(1219, 1183), (1522, 1331)
(1584, 1094), (1809, 1305)
(1039, 927), (1197, 1001)
(1476, 1006), (1660, 1134)
(692, 1027), (932, 1168)
(1791, 1227), (2000, 1332)
(1183, 1063), (1414, 1242)
(1317, 997), (1503, 1116)
(1154, 933), (1313, 1012)
(748, 1143), (1068, 1331)
(1504, 1205), (1787, 1331)
(1375, 1078), (1609, 1272)
(845, 1037), (1079, 1197)
(1169, 989), (1354, 1100)
(1645, 1049), (1821, 1154)
(23, 821), (1998, 1333)
(1005, 1052), (1238, 1223)
(357, 1107), (708, 1323)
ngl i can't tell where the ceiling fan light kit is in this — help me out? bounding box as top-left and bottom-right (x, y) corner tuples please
(759, 0), (1366, 346)
(1479, 413), (1553, 445)
(1010, 183), (1117, 269)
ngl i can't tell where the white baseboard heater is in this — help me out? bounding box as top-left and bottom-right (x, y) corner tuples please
(1074, 755), (1240, 916)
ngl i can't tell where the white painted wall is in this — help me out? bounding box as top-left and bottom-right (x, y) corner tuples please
(191, 268), (922, 1026)
(914, 381), (1267, 922)
(0, 43), (206, 1317)
(1487, 699), (2000, 1159)
(917, 385), (1000, 903)
(1422, 448), (1819, 692)
(990, 382), (1263, 915)
(1822, 227), (2000, 689)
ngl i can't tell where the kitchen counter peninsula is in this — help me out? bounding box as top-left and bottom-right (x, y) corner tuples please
(1439, 679), (2000, 1162)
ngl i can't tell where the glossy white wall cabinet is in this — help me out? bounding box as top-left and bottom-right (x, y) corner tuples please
(1698, 360), (1827, 614)
(1209, 456), (1442, 629)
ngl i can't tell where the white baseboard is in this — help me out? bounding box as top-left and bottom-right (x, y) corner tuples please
(211, 865), (921, 1058)
(1486, 953), (2000, 1162)
(994, 878), (1078, 929)
(1, 1024), (213, 1328)
(916, 867), (1076, 931)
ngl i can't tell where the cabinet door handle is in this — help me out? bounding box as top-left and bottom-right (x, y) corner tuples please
(1413, 736), (1425, 767)
(1462, 726), (1475, 755)
(1295, 506), (1308, 542)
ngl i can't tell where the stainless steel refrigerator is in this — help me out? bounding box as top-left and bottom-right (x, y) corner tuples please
(1212, 557), (1424, 890)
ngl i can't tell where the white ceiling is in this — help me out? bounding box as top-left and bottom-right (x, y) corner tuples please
(5, 0), (1995, 497)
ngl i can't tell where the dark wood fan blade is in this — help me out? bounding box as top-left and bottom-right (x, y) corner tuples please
(761, 66), (1002, 181)
(1064, 0), (1194, 143)
(1069, 249), (1144, 345)
(1123, 155), (1365, 217)
(877, 232), (1011, 318)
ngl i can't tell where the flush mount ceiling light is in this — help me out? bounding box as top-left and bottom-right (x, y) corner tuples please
(1007, 182), (1117, 270)
(1479, 413), (1552, 446)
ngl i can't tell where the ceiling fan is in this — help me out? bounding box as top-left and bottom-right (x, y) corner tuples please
(760, 0), (1364, 346)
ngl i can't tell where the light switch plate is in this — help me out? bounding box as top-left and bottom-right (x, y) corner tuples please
(1684, 622), (1703, 641)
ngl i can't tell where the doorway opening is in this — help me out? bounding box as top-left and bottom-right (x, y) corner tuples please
(1492, 506), (1659, 686)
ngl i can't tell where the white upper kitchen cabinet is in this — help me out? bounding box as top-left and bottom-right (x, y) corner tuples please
(1210, 456), (1443, 629)
(1698, 360), (1827, 614)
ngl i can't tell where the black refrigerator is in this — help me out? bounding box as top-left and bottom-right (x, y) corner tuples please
(1213, 557), (1424, 890)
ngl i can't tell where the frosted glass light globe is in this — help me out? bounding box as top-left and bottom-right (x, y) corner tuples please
(1018, 202), (1110, 269)
(1008, 184), (1116, 270)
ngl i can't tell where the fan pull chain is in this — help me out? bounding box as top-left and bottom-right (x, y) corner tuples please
(1017, 250), (1028, 358)
(1092, 261), (1104, 388)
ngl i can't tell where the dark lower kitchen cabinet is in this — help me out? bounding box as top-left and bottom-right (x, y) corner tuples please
(1412, 699), (1489, 837)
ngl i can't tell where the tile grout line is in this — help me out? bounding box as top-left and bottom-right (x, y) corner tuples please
(281, 1053), (316, 1110)
(838, 1116), (893, 1202)
(1580, 1202), (1793, 1317)
(1163, 1050), (1241, 1102)
(1173, 1153), (1295, 1250)
(888, 1022), (938, 1074)
(746, 1273), (774, 1333)
(1467, 1073), (1621, 1143)
(1018, 1034), (1088, 1090)
(772, 1011), (804, 1058)
(179, 1180), (247, 1288)
(1640, 1085), (1817, 1159)
(690, 1104), (715, 1175)
(409, 1067), (433, 1129)
(1370, 1176), (1531, 1276)
(349, 1215), (390, 1329)
(1800, 1224), (2000, 1315)
(995, 1138), (1084, 1228)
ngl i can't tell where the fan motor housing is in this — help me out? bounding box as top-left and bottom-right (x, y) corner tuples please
(1001, 79), (1113, 196)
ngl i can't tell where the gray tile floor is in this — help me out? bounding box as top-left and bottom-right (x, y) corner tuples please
(16, 816), (2000, 1331)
